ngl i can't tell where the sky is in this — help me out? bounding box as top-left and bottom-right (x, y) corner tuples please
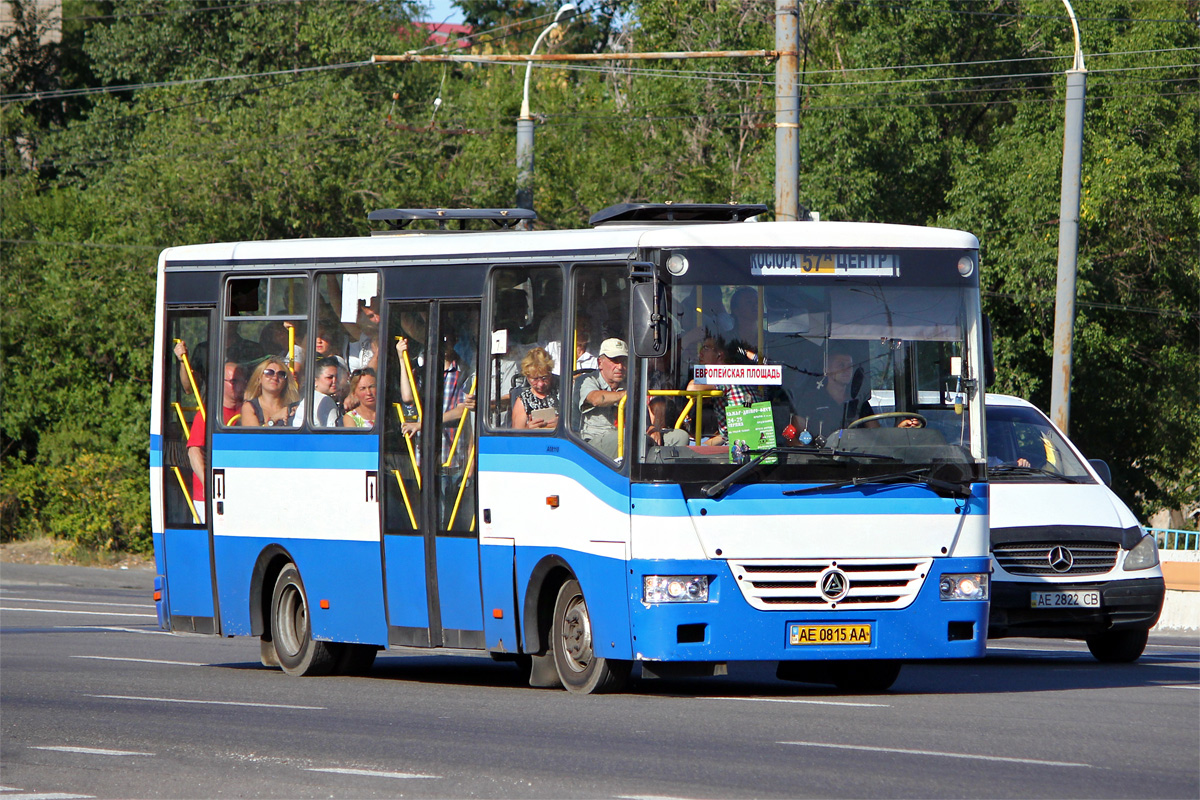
(419, 0), (466, 24)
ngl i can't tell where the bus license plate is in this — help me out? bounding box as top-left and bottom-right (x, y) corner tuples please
(1030, 591), (1101, 609)
(789, 624), (872, 646)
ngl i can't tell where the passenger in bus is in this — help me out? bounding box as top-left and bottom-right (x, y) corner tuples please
(184, 361), (246, 520)
(686, 336), (769, 445)
(346, 298), (380, 372)
(511, 347), (560, 430)
(342, 368), (378, 428)
(296, 356), (343, 427)
(579, 339), (687, 458)
(240, 357), (301, 427)
(577, 338), (628, 457)
(792, 349), (877, 444)
(313, 321), (349, 373)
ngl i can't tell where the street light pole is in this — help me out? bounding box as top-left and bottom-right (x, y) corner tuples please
(516, 4), (577, 213)
(1050, 0), (1087, 434)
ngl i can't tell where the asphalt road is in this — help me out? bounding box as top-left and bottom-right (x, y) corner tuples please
(2, 563), (1197, 800)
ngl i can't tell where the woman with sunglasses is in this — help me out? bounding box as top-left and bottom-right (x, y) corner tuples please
(511, 347), (559, 430)
(240, 357), (301, 427)
(342, 368), (378, 429)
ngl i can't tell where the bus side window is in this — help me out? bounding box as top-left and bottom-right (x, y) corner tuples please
(223, 275), (308, 428)
(486, 266), (563, 430)
(569, 266), (629, 461)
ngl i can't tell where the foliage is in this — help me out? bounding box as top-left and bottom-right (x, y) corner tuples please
(1, 0), (1196, 548)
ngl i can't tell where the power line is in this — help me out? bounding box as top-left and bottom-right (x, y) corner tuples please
(983, 291), (1200, 321)
(1, 60), (372, 103)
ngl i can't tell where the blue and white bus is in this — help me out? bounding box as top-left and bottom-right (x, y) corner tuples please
(150, 203), (991, 693)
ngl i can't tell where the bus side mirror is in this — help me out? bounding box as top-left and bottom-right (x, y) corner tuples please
(982, 314), (996, 388)
(631, 281), (667, 358)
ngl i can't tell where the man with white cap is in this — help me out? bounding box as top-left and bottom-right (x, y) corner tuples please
(579, 338), (687, 459)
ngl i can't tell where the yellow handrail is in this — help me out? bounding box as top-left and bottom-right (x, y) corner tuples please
(174, 338), (206, 422)
(649, 388), (723, 441)
(287, 325), (296, 376)
(447, 439), (476, 530)
(396, 338), (423, 421)
(442, 375), (476, 468)
(390, 469), (418, 530)
(393, 403), (422, 490)
(170, 466), (200, 524)
(172, 402), (191, 440)
(616, 393), (628, 460)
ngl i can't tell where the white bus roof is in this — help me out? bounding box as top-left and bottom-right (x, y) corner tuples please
(158, 220), (978, 265)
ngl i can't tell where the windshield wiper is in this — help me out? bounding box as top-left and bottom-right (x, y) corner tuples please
(987, 464), (1083, 483)
(701, 446), (900, 499)
(783, 465), (973, 499)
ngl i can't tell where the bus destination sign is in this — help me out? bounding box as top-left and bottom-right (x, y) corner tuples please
(751, 252), (900, 277)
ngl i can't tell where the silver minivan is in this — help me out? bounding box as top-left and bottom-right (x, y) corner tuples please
(873, 392), (1166, 660)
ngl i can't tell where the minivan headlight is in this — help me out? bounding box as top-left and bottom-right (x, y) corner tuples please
(1124, 534), (1160, 571)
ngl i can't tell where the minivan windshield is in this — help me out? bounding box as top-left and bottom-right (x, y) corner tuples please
(985, 404), (1093, 482)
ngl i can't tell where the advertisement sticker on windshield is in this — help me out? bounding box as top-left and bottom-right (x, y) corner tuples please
(750, 252), (900, 277)
(693, 364), (782, 385)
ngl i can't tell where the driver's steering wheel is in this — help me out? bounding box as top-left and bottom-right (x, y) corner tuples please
(847, 411), (928, 429)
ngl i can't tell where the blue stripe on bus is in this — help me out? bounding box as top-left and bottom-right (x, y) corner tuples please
(479, 436), (986, 517)
(150, 434), (162, 468)
(479, 437), (631, 508)
(211, 432), (379, 470)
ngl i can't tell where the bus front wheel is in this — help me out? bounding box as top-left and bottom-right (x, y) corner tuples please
(551, 579), (630, 694)
(270, 563), (336, 676)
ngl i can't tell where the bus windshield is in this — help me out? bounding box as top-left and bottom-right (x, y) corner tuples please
(635, 281), (983, 476)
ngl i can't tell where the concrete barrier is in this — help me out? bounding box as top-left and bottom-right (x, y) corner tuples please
(1155, 549), (1199, 631)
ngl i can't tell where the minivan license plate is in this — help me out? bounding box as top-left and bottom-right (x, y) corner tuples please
(789, 624), (872, 645)
(1030, 590), (1100, 608)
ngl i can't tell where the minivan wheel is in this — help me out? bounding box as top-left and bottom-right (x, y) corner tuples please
(1085, 629), (1148, 663)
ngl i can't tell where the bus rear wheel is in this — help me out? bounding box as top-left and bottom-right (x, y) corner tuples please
(270, 563), (336, 676)
(552, 579), (630, 694)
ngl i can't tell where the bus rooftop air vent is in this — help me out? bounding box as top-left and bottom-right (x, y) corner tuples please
(368, 208), (537, 233)
(589, 202), (771, 227)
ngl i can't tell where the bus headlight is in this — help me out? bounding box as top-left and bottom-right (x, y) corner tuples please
(940, 573), (988, 601)
(644, 575), (709, 603)
(1123, 534), (1160, 571)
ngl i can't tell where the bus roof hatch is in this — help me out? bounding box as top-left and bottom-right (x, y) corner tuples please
(589, 203), (770, 226)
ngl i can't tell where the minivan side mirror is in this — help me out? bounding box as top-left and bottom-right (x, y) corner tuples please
(1089, 458), (1112, 487)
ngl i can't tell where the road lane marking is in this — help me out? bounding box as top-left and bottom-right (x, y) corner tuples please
(617, 796), (704, 800)
(705, 696), (889, 708)
(0, 607), (156, 619)
(31, 746), (154, 756)
(1162, 684), (1199, 690)
(779, 741), (1092, 767)
(306, 768), (439, 780)
(54, 626), (171, 635)
(0, 596), (151, 610)
(0, 793), (94, 800)
(86, 694), (325, 710)
(71, 656), (206, 667)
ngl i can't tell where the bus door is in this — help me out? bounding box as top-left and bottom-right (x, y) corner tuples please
(159, 307), (220, 634)
(382, 300), (484, 648)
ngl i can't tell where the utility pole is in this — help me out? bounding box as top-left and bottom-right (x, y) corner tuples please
(775, 0), (799, 222)
(1050, 0), (1087, 434)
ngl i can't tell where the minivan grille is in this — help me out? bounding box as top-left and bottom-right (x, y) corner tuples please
(993, 541), (1119, 576)
(727, 558), (932, 611)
